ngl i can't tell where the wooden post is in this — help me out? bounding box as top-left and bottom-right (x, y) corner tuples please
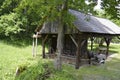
(90, 37), (94, 51)
(32, 33), (41, 57)
(42, 35), (48, 58)
(75, 36), (81, 69)
(81, 39), (88, 58)
(106, 44), (109, 57)
(35, 37), (38, 56)
(104, 37), (112, 57)
(32, 38), (35, 57)
(42, 37), (45, 58)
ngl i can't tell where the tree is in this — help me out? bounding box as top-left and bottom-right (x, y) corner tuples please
(31, 0), (94, 70)
(0, 0), (27, 37)
(0, 0), (119, 70)
(15, 0), (92, 70)
(0, 0), (21, 15)
(13, 0), (103, 70)
(102, 0), (120, 19)
(0, 12), (27, 36)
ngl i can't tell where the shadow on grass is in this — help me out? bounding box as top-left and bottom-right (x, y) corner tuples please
(109, 46), (120, 54)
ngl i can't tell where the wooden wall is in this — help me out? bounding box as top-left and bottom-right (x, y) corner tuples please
(47, 34), (88, 58)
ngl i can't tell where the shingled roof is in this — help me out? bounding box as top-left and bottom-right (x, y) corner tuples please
(40, 9), (120, 35)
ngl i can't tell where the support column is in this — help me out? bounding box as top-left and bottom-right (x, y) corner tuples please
(42, 35), (48, 58)
(90, 37), (94, 51)
(75, 36), (82, 69)
(104, 37), (112, 57)
(35, 37), (38, 56)
(32, 33), (41, 57)
(42, 37), (45, 58)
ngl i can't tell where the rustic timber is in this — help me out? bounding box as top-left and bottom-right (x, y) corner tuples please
(69, 35), (78, 47)
(32, 32), (41, 57)
(42, 35), (48, 58)
(75, 36), (81, 69)
(104, 37), (112, 57)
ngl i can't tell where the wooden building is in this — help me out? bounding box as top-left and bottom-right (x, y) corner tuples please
(33, 9), (120, 68)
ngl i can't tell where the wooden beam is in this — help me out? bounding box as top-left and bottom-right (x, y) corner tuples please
(104, 37), (112, 57)
(32, 32), (40, 57)
(69, 35), (78, 47)
(42, 35), (49, 58)
(75, 35), (82, 69)
(81, 39), (88, 57)
(90, 37), (94, 51)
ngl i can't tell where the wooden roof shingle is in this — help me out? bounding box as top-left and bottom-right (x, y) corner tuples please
(70, 10), (120, 35)
(40, 9), (120, 35)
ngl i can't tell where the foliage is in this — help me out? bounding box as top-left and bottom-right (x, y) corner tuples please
(15, 0), (43, 26)
(102, 0), (120, 19)
(0, 0), (21, 15)
(111, 19), (120, 26)
(96, 11), (120, 27)
(0, 0), (5, 7)
(0, 12), (27, 36)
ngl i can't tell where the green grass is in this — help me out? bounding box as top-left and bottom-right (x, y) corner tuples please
(0, 39), (120, 80)
(0, 40), (42, 80)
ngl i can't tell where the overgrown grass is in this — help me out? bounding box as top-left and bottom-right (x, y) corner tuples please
(0, 39), (120, 80)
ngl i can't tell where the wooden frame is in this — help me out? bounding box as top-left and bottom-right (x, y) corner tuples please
(42, 35), (48, 58)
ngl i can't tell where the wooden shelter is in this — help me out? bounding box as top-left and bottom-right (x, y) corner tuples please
(33, 9), (120, 68)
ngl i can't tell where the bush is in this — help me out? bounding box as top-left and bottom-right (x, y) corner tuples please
(0, 13), (27, 36)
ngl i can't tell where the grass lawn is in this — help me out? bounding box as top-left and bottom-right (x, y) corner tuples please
(0, 39), (120, 80)
(0, 39), (42, 80)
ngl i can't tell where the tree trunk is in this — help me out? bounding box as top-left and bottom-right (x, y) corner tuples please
(54, 0), (68, 70)
(55, 20), (64, 70)
(75, 38), (81, 69)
